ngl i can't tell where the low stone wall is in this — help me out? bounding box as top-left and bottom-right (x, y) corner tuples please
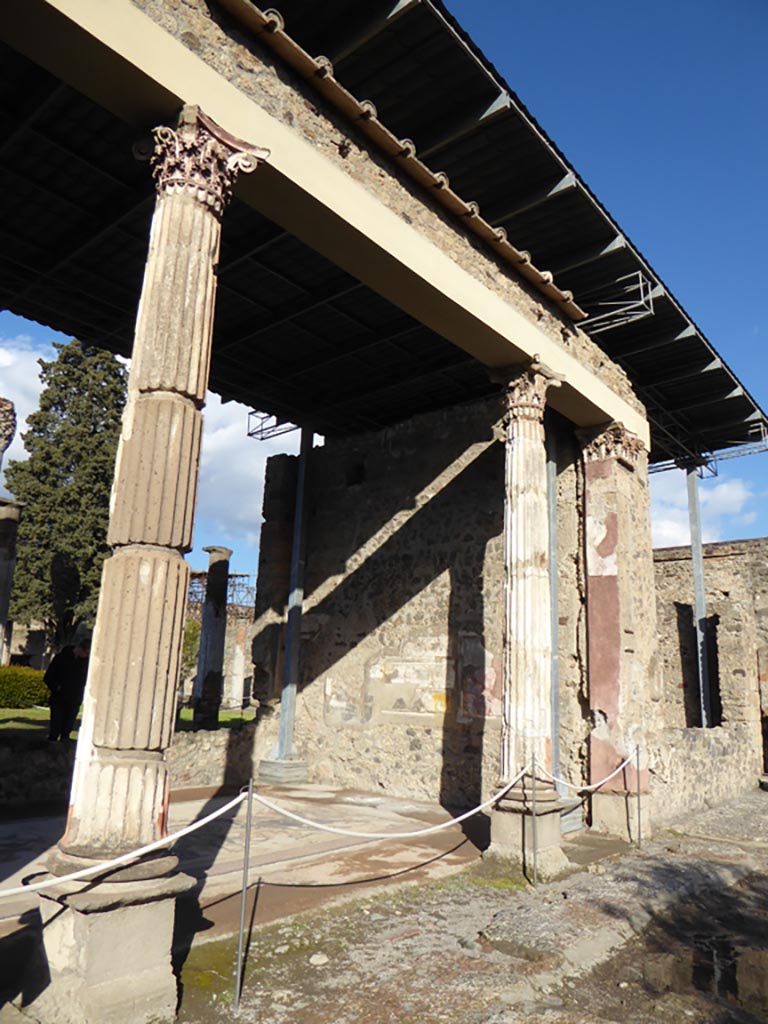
(168, 717), (278, 790)
(0, 716), (282, 808)
(649, 724), (760, 825)
(0, 737), (74, 806)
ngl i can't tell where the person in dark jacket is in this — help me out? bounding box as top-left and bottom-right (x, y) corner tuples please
(44, 638), (91, 742)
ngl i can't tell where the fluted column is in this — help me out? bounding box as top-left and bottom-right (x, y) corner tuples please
(61, 107), (268, 859)
(498, 362), (561, 783)
(489, 362), (568, 878)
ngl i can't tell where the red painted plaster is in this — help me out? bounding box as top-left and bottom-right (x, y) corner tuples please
(587, 574), (620, 724)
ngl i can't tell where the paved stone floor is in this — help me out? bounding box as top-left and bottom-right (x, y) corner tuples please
(175, 790), (768, 1024)
(2, 787), (768, 1022)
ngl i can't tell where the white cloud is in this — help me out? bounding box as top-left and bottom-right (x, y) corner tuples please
(699, 478), (753, 518)
(0, 330), (299, 573)
(193, 396), (300, 571)
(650, 467), (757, 549)
(0, 334), (57, 490)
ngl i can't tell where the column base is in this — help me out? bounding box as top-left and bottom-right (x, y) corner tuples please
(16, 870), (195, 1024)
(590, 789), (648, 842)
(486, 779), (570, 881)
(259, 758), (309, 785)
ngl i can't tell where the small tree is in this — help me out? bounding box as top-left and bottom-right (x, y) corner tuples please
(5, 339), (127, 644)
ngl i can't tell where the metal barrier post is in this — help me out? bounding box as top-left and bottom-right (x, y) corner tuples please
(636, 746), (642, 848)
(234, 777), (254, 1015)
(531, 752), (538, 887)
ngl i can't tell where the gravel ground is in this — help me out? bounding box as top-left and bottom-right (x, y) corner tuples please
(178, 792), (768, 1024)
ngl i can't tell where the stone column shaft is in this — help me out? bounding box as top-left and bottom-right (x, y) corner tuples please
(193, 545), (232, 728)
(0, 499), (21, 664)
(62, 108), (267, 859)
(580, 421), (651, 837)
(499, 364), (561, 783)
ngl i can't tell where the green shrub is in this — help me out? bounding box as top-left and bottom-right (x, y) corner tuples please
(0, 666), (48, 708)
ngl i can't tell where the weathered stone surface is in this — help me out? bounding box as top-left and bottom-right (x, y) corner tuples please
(252, 396), (590, 809)
(169, 719), (276, 790)
(108, 394), (202, 550)
(498, 365), (560, 781)
(580, 423), (656, 836)
(652, 538), (765, 823)
(62, 109), (264, 868)
(0, 737), (75, 806)
(0, 396), (16, 455)
(86, 548), (188, 751)
(489, 782), (570, 879)
(63, 750), (169, 858)
(27, 889), (181, 1024)
(193, 546), (232, 727)
(129, 191), (220, 403)
(0, 498), (21, 656)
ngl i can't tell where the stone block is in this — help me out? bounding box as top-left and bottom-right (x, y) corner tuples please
(89, 547), (188, 751)
(487, 785), (570, 880)
(108, 392), (202, 550)
(21, 883), (190, 1024)
(590, 790), (647, 842)
(259, 758), (309, 784)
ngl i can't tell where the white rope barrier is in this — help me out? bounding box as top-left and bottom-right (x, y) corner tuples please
(0, 792), (248, 901)
(245, 765), (529, 841)
(538, 750), (636, 794)
(0, 753), (640, 903)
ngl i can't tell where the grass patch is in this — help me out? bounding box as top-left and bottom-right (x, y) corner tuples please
(0, 706), (64, 739)
(175, 707), (257, 731)
(0, 706), (256, 740)
(461, 859), (528, 891)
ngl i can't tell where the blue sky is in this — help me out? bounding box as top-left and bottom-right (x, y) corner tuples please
(445, 0), (768, 543)
(1, 1), (767, 573)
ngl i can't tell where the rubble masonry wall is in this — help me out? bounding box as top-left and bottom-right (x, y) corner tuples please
(651, 539), (765, 824)
(252, 398), (589, 807)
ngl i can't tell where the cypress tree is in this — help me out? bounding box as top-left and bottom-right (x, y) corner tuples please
(5, 339), (127, 643)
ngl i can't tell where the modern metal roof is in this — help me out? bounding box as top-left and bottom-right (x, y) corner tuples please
(0, 0), (765, 466)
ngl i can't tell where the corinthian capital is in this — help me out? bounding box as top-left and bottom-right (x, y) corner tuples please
(579, 421), (646, 468)
(151, 106), (270, 217)
(493, 359), (563, 424)
(0, 398), (16, 456)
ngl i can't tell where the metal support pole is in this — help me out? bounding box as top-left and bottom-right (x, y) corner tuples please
(635, 746), (642, 848)
(546, 427), (561, 787)
(234, 778), (254, 1015)
(686, 466), (711, 728)
(276, 428), (312, 761)
(531, 752), (538, 887)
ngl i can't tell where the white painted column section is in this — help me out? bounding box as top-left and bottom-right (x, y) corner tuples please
(498, 362), (561, 784)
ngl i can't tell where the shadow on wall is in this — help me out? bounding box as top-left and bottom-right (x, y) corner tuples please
(253, 403), (505, 811)
(674, 602), (722, 728)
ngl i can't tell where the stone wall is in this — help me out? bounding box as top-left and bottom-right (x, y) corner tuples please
(168, 716), (277, 789)
(0, 718), (282, 807)
(252, 397), (591, 807)
(652, 539), (766, 823)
